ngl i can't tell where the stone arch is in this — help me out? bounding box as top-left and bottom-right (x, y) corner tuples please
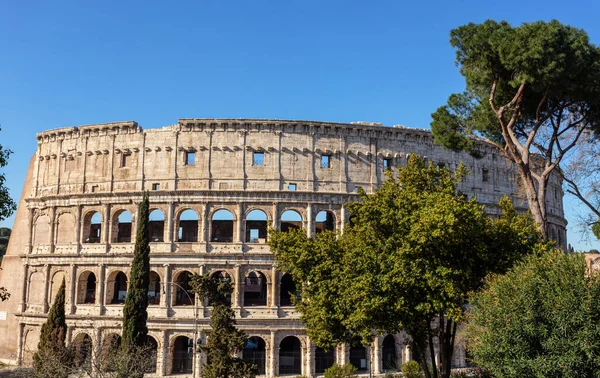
(56, 212), (76, 244)
(100, 333), (121, 368)
(149, 209), (165, 242)
(28, 271), (45, 306)
(73, 332), (93, 367)
(112, 209), (133, 243)
(279, 336), (302, 375)
(83, 211), (102, 243)
(49, 270), (67, 305)
(382, 334), (398, 371)
(350, 343), (368, 372)
(105, 270), (128, 304)
(243, 270), (268, 307)
(77, 271), (97, 304)
(211, 208), (235, 243)
(281, 209), (303, 232)
(245, 209), (268, 243)
(145, 335), (159, 373)
(172, 270), (195, 306)
(148, 270), (162, 305)
(315, 210), (336, 234)
(243, 336), (266, 375)
(209, 270), (233, 306)
(169, 334), (193, 375)
(33, 214), (51, 245)
(315, 346), (335, 374)
(176, 208), (199, 242)
(22, 327), (41, 366)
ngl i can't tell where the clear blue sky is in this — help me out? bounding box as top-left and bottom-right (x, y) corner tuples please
(1, 0), (599, 251)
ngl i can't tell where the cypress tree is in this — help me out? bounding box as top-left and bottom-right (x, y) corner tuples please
(121, 192), (150, 348)
(33, 278), (72, 378)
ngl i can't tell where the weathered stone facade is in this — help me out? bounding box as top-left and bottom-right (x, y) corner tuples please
(0, 119), (566, 376)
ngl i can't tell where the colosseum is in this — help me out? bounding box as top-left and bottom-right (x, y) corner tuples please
(0, 118), (566, 377)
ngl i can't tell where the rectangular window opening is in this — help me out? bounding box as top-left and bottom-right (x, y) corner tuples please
(253, 152), (265, 166)
(185, 151), (196, 166)
(152, 183), (160, 191)
(482, 168), (489, 182)
(321, 155), (331, 168)
(288, 183), (297, 191)
(121, 153), (131, 168)
(383, 158), (392, 170)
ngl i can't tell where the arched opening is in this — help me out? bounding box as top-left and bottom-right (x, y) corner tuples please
(56, 212), (76, 244)
(178, 209), (198, 242)
(83, 212), (102, 243)
(33, 215), (50, 245)
(73, 333), (92, 368)
(27, 272), (45, 306)
(280, 273), (297, 306)
(243, 336), (266, 375)
(112, 210), (132, 243)
(315, 211), (336, 234)
(246, 209), (268, 243)
(171, 336), (193, 374)
(244, 271), (267, 306)
(77, 271), (97, 304)
(315, 347), (335, 374)
(173, 271), (195, 306)
(350, 345), (368, 372)
(148, 271), (161, 305)
(280, 210), (302, 232)
(106, 271), (127, 304)
(145, 336), (158, 373)
(211, 209), (234, 242)
(149, 209), (165, 242)
(49, 271), (66, 305)
(211, 270), (232, 306)
(279, 336), (302, 375)
(382, 335), (398, 371)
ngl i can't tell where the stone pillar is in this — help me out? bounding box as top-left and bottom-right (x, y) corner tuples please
(97, 264), (105, 315)
(237, 203), (244, 243)
(340, 205), (346, 234)
(306, 203), (313, 238)
(16, 323), (24, 365)
(269, 331), (277, 378)
(233, 264), (242, 309)
(75, 205), (82, 247)
(43, 264), (50, 313)
(373, 338), (381, 374)
(163, 264), (171, 317)
(272, 203), (278, 230)
(69, 264), (76, 315)
(160, 330), (169, 376)
(20, 264), (29, 313)
(271, 266), (279, 310)
(166, 202), (175, 243)
(49, 206), (56, 253)
(307, 340), (315, 377)
(201, 204), (209, 243)
(102, 203), (111, 250)
(27, 208), (34, 255)
(198, 264), (206, 318)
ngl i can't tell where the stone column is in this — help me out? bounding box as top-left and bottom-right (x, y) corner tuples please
(75, 205), (82, 248)
(201, 203), (209, 243)
(43, 264), (50, 313)
(237, 203), (244, 243)
(307, 340), (315, 377)
(166, 202), (175, 244)
(373, 338), (381, 374)
(198, 264), (206, 318)
(49, 206), (56, 253)
(20, 264), (29, 313)
(272, 203), (278, 230)
(306, 203), (313, 238)
(233, 264), (242, 309)
(340, 205), (346, 234)
(163, 264), (171, 317)
(97, 264), (105, 316)
(27, 208), (34, 255)
(271, 266), (279, 310)
(102, 203), (111, 250)
(16, 323), (24, 365)
(69, 264), (77, 315)
(160, 330), (169, 376)
(269, 331), (277, 378)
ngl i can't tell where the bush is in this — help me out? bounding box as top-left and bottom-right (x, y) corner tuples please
(401, 361), (424, 378)
(324, 364), (357, 378)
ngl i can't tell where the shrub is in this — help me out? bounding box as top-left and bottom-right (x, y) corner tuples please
(324, 364), (357, 378)
(401, 361), (424, 378)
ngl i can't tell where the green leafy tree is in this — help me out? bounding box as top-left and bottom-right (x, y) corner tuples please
(120, 192), (151, 378)
(0, 127), (16, 301)
(324, 363), (357, 378)
(268, 155), (545, 378)
(431, 20), (600, 238)
(32, 279), (73, 378)
(190, 274), (255, 378)
(466, 250), (600, 377)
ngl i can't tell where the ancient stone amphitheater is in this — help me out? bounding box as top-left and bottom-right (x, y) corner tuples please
(0, 119), (566, 377)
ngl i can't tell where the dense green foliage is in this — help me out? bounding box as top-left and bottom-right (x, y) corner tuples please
(593, 222), (600, 240)
(120, 193), (151, 378)
(0, 127), (16, 301)
(268, 155), (545, 378)
(323, 363), (357, 378)
(33, 279), (72, 378)
(431, 20), (600, 237)
(467, 250), (600, 378)
(190, 274), (255, 378)
(401, 361), (424, 378)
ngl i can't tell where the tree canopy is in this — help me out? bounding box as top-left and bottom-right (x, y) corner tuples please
(431, 20), (600, 238)
(268, 155), (545, 378)
(466, 250), (600, 378)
